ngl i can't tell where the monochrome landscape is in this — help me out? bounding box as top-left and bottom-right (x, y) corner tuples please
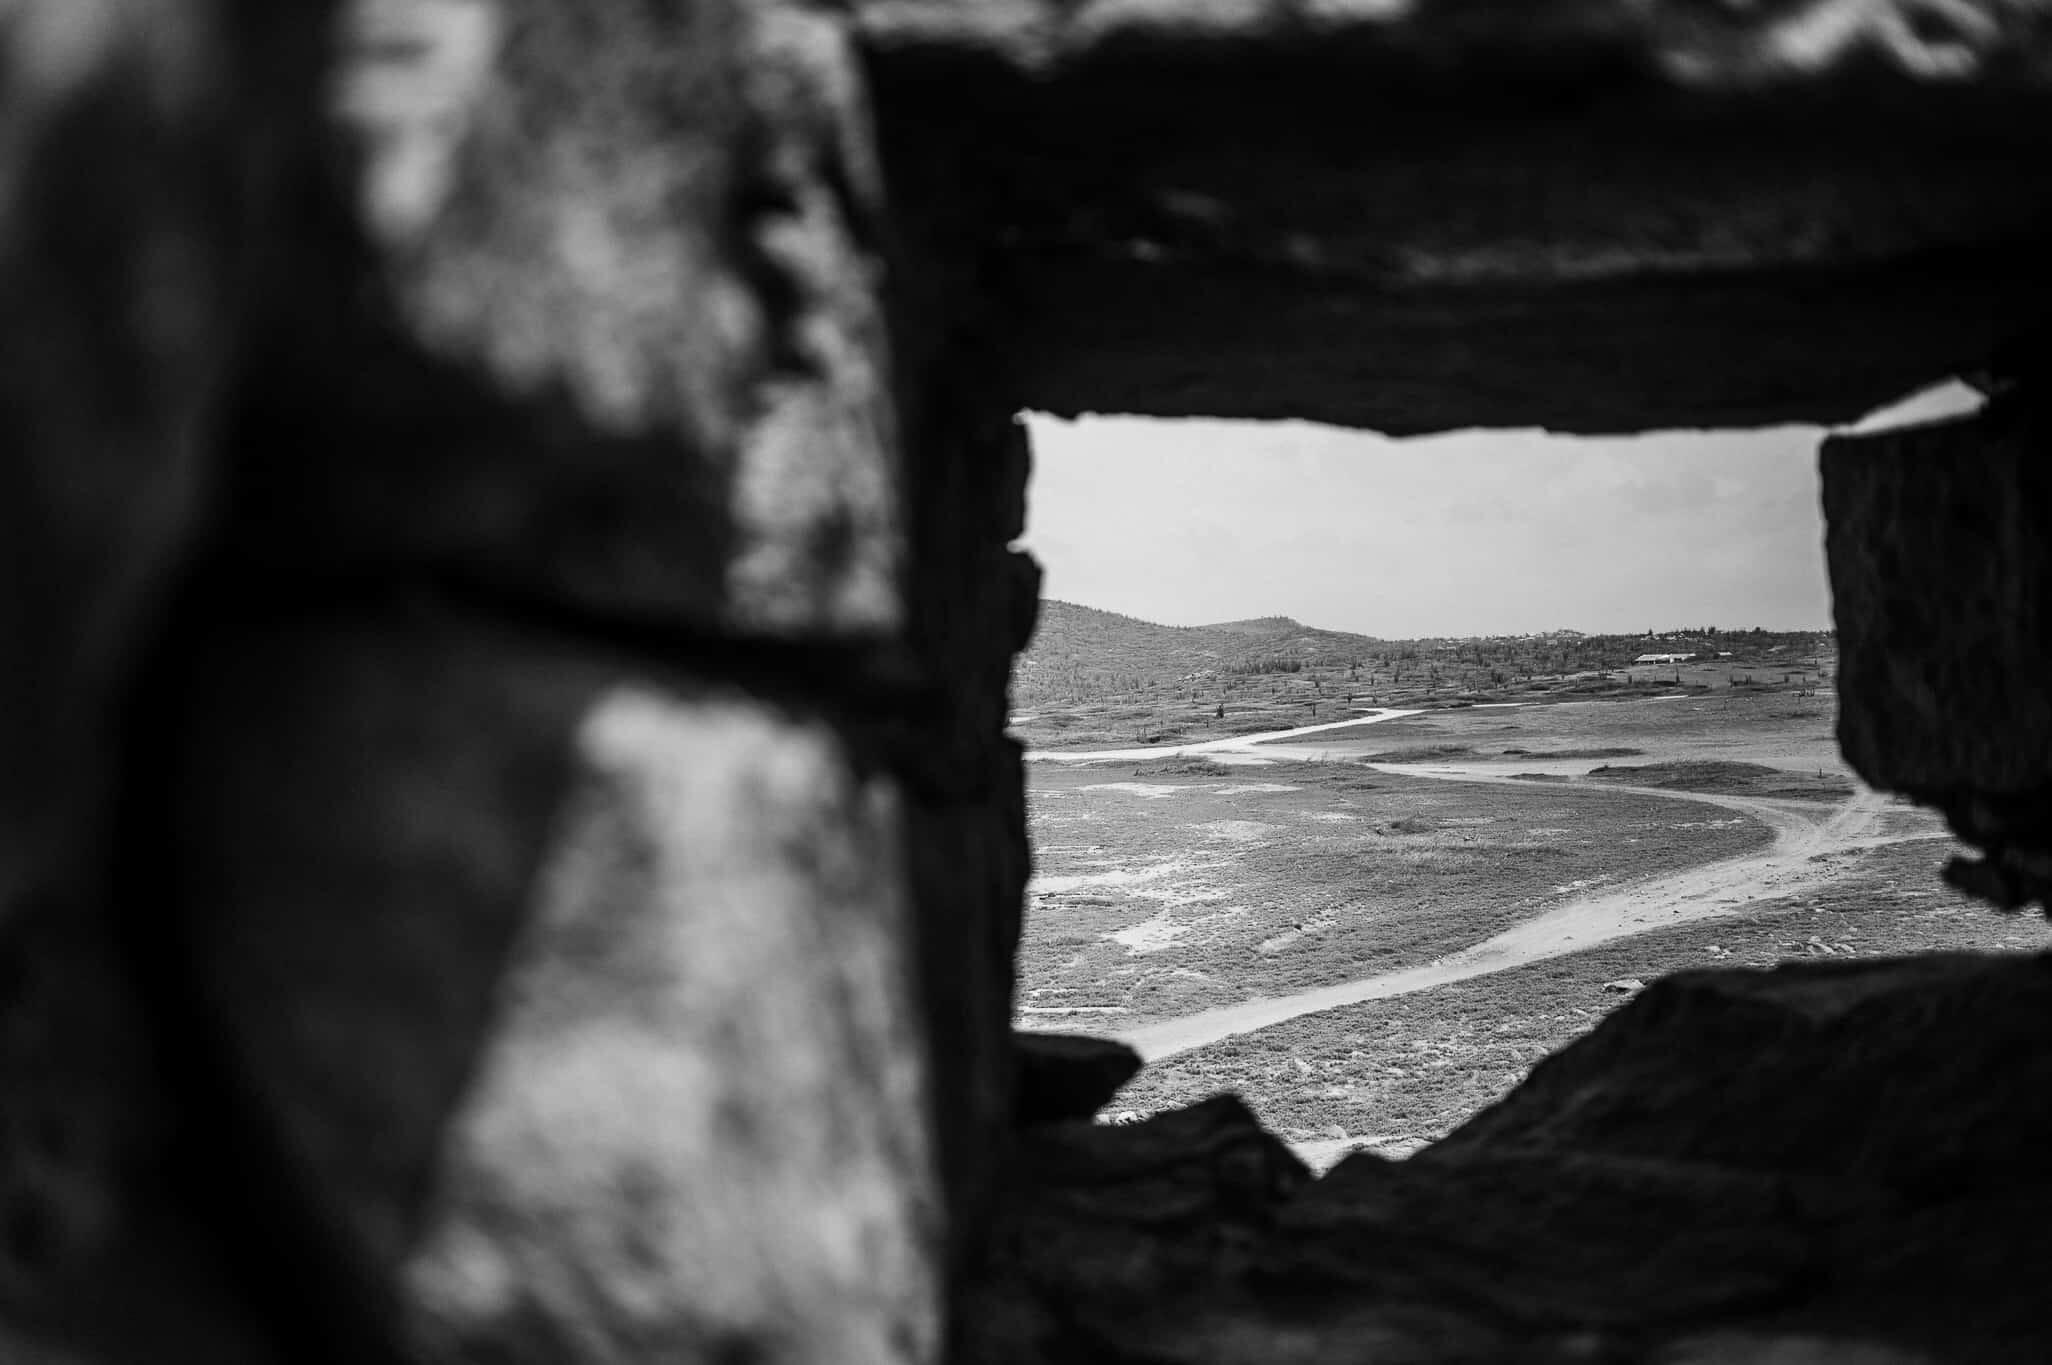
(1012, 601), (2052, 1170)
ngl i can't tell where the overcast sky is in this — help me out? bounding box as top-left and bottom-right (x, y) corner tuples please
(1020, 382), (1980, 639)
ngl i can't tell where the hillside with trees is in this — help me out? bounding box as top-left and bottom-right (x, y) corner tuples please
(1012, 600), (1834, 748)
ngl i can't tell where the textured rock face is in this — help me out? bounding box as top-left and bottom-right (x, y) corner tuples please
(1825, 404), (2052, 797)
(1823, 395), (2052, 907)
(976, 956), (2052, 1363)
(0, 0), (955, 1360)
(865, 0), (2052, 433)
(861, 0), (2052, 86)
(237, 0), (904, 636)
(1427, 952), (2052, 1182)
(178, 0), (948, 1356)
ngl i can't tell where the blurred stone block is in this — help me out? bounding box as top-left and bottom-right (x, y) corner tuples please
(170, 609), (941, 1362)
(1824, 403), (2052, 799)
(224, 0), (903, 638)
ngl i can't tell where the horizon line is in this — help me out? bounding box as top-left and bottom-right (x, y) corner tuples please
(1038, 597), (1835, 641)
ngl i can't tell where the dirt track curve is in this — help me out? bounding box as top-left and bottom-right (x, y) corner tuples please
(1115, 759), (1940, 1061)
(1027, 714), (1949, 1061)
(1020, 707), (1423, 765)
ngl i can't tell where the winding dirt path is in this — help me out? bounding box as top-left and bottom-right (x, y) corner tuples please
(1024, 708), (1424, 764)
(1115, 765), (1944, 1062)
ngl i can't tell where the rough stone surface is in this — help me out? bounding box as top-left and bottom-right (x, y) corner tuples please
(1826, 402), (2052, 798)
(163, 608), (940, 1363)
(866, 1), (2052, 432)
(1823, 395), (2052, 907)
(1426, 952), (2052, 1184)
(223, 0), (904, 636)
(886, 203), (1044, 1276)
(0, 3), (322, 1357)
(963, 1095), (1310, 1364)
(3, 1), (953, 1360)
(1012, 1033), (1142, 1128)
(972, 954), (2052, 1362)
(861, 0), (2052, 88)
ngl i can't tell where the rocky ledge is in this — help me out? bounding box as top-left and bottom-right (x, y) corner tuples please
(975, 950), (2052, 1362)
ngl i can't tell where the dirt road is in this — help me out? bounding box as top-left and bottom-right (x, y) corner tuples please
(1024, 708), (1423, 764)
(1116, 764), (1945, 1061)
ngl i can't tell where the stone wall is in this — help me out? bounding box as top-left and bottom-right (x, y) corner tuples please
(1, 1), (965, 1359)
(863, 0), (2052, 434)
(4, 0), (2052, 1362)
(1825, 383), (2052, 910)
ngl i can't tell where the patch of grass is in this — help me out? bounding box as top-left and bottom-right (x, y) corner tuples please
(1128, 756), (1235, 777)
(1590, 759), (1779, 783)
(1350, 744), (1478, 763)
(1586, 759), (1854, 802)
(1255, 694), (1844, 778)
(1019, 764), (1773, 1028)
(1108, 838), (2052, 1149)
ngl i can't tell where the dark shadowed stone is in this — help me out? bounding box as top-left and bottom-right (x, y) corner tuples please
(967, 1093), (1308, 1352)
(888, 353), (1042, 1269)
(0, 897), (279, 1364)
(1823, 398), (2052, 905)
(1273, 1150), (1825, 1326)
(1423, 952), (2052, 1191)
(866, 0), (2052, 434)
(971, 955), (2052, 1362)
(1824, 402), (2052, 800)
(0, 0), (246, 892)
(0, 3), (328, 1359)
(1012, 1033), (1141, 1127)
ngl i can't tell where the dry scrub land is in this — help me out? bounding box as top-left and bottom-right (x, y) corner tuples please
(1278, 690), (1845, 787)
(1022, 760), (1770, 1026)
(1111, 839), (2052, 1165)
(1011, 600), (1831, 753)
(1019, 683), (2050, 1169)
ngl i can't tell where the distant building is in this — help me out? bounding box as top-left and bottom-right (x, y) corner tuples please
(1634, 652), (1693, 664)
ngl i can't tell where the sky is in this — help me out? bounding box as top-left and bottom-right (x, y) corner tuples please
(1020, 382), (1982, 640)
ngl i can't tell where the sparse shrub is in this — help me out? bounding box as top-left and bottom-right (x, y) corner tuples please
(1129, 756), (1234, 777)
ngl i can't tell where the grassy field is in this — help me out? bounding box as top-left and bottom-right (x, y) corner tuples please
(1022, 758), (1773, 1028)
(1583, 759), (1854, 802)
(1106, 838), (2052, 1160)
(1277, 690), (1843, 773)
(1017, 656), (2041, 1170)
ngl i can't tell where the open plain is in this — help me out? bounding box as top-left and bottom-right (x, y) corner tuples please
(1017, 610), (2052, 1169)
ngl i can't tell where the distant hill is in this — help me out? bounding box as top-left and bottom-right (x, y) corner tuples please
(1012, 600), (1833, 714)
(1014, 602), (1387, 710)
